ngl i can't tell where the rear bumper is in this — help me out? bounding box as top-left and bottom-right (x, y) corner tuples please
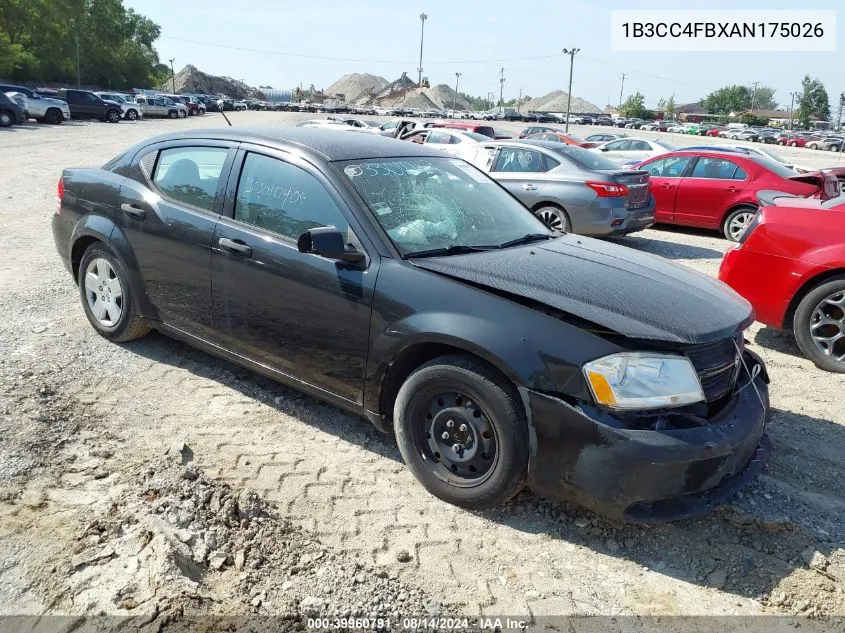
(574, 196), (655, 237)
(524, 350), (770, 523)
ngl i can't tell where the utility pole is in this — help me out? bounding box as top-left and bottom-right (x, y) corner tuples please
(788, 91), (797, 130)
(417, 13), (428, 87)
(563, 48), (580, 133)
(169, 58), (176, 93)
(454, 72), (461, 111)
(618, 73), (626, 109)
(75, 29), (81, 88)
(499, 68), (505, 111)
(517, 88), (522, 113)
(750, 81), (759, 111)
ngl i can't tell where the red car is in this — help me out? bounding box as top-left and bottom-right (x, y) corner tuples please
(719, 192), (845, 372)
(525, 131), (594, 147)
(635, 150), (838, 240)
(705, 127), (725, 137)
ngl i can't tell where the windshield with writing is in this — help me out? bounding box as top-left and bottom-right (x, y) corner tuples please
(338, 157), (550, 256)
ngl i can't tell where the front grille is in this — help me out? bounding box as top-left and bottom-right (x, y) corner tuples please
(684, 336), (742, 402)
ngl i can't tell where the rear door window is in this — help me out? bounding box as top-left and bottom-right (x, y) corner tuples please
(492, 148), (549, 173)
(690, 157), (741, 180)
(152, 147), (230, 212)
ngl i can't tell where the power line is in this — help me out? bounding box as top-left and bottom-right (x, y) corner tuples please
(160, 35), (563, 65)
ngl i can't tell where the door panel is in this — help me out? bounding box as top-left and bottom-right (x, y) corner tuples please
(211, 150), (375, 404)
(489, 147), (548, 206)
(674, 157), (747, 228)
(640, 155), (693, 222)
(115, 143), (235, 337)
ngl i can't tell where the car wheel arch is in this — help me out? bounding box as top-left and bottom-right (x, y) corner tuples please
(784, 268), (845, 331)
(372, 339), (525, 431)
(721, 202), (758, 228)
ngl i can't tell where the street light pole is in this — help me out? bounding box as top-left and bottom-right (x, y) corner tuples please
(499, 68), (505, 112)
(169, 58), (176, 93)
(417, 13), (428, 87)
(517, 88), (522, 113)
(788, 91), (797, 131)
(562, 48), (580, 133)
(618, 73), (626, 109)
(453, 72), (461, 111)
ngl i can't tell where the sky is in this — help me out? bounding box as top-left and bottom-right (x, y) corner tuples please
(127, 0), (844, 110)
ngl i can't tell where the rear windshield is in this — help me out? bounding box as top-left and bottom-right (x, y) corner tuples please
(748, 155), (799, 179)
(549, 145), (621, 171)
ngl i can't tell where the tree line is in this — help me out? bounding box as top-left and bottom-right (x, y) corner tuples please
(0, 0), (167, 89)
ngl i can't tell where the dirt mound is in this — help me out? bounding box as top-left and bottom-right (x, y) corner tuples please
(161, 65), (265, 100)
(50, 453), (434, 625)
(325, 73), (388, 103)
(423, 84), (469, 111)
(522, 90), (601, 114)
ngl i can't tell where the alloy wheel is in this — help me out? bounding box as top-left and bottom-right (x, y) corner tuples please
(536, 207), (568, 233)
(84, 258), (123, 327)
(809, 290), (845, 364)
(727, 211), (754, 241)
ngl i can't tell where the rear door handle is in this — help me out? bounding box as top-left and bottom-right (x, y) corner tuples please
(661, 183), (676, 189)
(522, 183), (538, 191)
(218, 237), (252, 257)
(120, 203), (146, 220)
(726, 186), (738, 192)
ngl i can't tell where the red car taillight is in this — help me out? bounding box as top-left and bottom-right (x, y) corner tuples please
(586, 181), (629, 197)
(56, 176), (64, 214)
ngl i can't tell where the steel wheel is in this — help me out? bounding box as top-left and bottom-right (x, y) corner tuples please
(535, 206), (569, 233)
(84, 258), (123, 327)
(809, 290), (845, 363)
(0, 112), (13, 127)
(415, 391), (499, 486)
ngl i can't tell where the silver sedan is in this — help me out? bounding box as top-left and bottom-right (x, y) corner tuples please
(468, 139), (655, 236)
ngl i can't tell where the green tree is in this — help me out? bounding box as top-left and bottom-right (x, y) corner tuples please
(700, 85), (751, 114)
(620, 91), (648, 118)
(796, 75), (830, 128)
(0, 0), (163, 89)
(751, 85), (777, 110)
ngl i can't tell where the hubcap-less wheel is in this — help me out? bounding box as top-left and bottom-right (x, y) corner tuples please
(535, 206), (569, 233)
(727, 211), (754, 241)
(418, 391), (498, 486)
(810, 290), (845, 363)
(84, 258), (123, 327)
(0, 112), (12, 126)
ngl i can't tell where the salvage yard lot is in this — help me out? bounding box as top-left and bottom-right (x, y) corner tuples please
(1, 112), (844, 622)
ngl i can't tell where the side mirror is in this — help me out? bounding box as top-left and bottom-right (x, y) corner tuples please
(599, 146), (609, 152)
(297, 226), (365, 266)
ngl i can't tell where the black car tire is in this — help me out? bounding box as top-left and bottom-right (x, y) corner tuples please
(534, 205), (570, 233)
(722, 206), (757, 242)
(793, 276), (845, 373)
(106, 109), (120, 123)
(394, 354), (529, 510)
(78, 243), (150, 342)
(45, 108), (63, 124)
(126, 109), (138, 121)
(0, 110), (13, 127)
(169, 110), (178, 119)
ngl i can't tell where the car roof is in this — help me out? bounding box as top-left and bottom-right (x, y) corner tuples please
(136, 127), (442, 162)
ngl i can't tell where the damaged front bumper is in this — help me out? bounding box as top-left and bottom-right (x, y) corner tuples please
(523, 350), (771, 523)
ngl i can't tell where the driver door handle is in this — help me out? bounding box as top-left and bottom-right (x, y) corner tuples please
(661, 183), (676, 189)
(218, 237), (252, 257)
(120, 203), (146, 220)
(522, 183), (538, 191)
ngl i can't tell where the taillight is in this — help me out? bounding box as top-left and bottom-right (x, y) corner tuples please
(56, 177), (64, 214)
(586, 181), (629, 197)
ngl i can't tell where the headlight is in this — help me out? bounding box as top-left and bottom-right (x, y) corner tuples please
(583, 352), (704, 410)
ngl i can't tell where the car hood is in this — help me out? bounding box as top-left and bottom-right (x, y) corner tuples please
(411, 235), (753, 344)
(43, 97), (69, 108)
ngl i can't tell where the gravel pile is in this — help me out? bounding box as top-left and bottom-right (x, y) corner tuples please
(325, 73), (388, 103)
(522, 90), (601, 114)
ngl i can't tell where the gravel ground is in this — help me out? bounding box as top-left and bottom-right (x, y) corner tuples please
(0, 112), (843, 631)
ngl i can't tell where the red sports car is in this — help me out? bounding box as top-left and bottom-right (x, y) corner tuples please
(635, 150), (838, 240)
(719, 192), (845, 372)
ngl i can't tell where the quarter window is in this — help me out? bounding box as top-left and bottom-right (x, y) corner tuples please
(234, 153), (349, 240)
(605, 139), (631, 151)
(152, 147), (229, 212)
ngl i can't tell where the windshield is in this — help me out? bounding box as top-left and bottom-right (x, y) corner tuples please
(338, 157), (550, 256)
(756, 147), (787, 164)
(548, 145), (621, 171)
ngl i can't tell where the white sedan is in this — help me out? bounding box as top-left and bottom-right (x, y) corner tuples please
(401, 128), (488, 162)
(723, 144), (812, 173)
(590, 137), (674, 165)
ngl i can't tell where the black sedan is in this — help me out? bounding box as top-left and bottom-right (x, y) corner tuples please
(52, 128), (771, 522)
